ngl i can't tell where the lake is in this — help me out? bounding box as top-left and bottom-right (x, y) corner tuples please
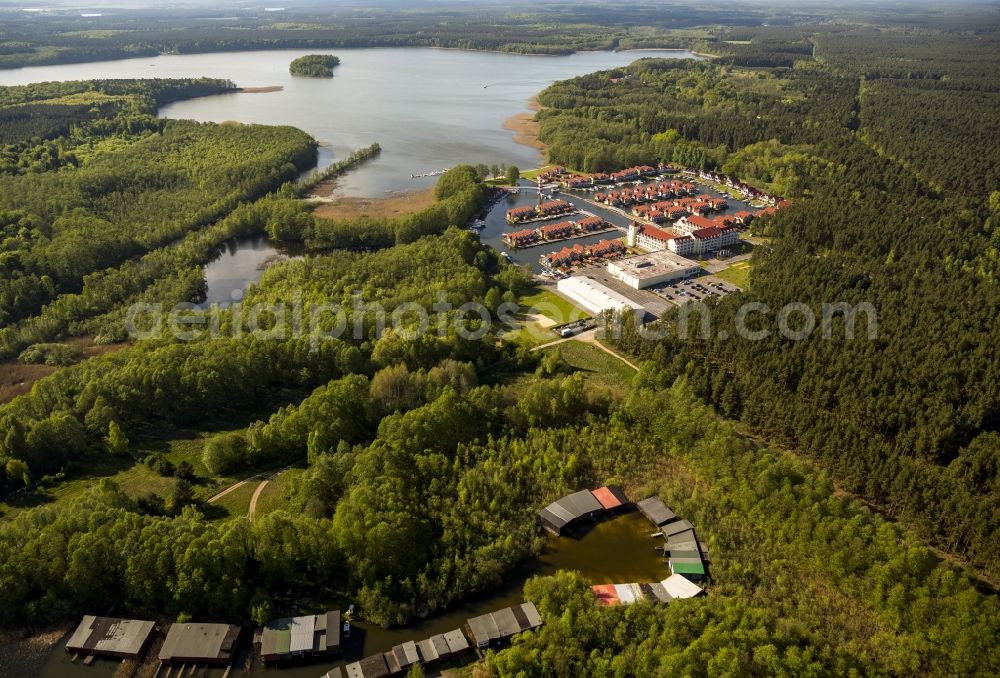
(38, 511), (668, 677)
(0, 47), (702, 197)
(199, 235), (301, 307)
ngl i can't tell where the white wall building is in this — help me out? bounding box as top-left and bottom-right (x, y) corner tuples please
(607, 251), (701, 289)
(556, 276), (646, 320)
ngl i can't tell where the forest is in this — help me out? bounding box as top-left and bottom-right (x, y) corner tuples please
(0, 6), (998, 676)
(0, 79), (319, 357)
(533, 28), (1000, 578)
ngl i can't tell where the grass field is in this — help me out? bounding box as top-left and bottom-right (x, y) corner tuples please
(210, 481), (257, 519)
(502, 286), (589, 347)
(0, 426), (247, 522)
(714, 260), (752, 289)
(543, 340), (637, 397)
(252, 470), (299, 521)
(519, 287), (587, 324)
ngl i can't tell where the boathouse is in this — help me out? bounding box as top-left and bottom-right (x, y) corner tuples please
(65, 615), (156, 660)
(465, 602), (542, 648)
(539, 485), (631, 535)
(636, 496), (677, 526)
(345, 652), (391, 678)
(158, 622), (242, 666)
(260, 610), (340, 663)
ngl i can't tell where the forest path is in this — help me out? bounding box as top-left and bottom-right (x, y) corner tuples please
(248, 468), (288, 522)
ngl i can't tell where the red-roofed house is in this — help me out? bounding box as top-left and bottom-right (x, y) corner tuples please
(504, 228), (538, 247)
(578, 216), (608, 232)
(537, 199), (573, 217)
(588, 239), (625, 258)
(506, 206), (535, 223)
(539, 221), (575, 239)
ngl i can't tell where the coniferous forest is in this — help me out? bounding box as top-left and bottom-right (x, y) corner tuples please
(0, 3), (998, 676)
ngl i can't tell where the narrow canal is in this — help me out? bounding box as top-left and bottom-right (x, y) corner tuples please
(38, 512), (665, 677)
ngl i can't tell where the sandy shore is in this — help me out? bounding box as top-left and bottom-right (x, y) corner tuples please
(239, 85), (284, 93)
(502, 95), (546, 152)
(312, 187), (437, 221)
(0, 626), (70, 676)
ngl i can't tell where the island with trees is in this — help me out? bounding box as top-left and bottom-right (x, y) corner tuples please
(289, 54), (341, 78)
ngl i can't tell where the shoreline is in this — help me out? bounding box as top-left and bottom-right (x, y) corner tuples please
(312, 186), (437, 221)
(502, 95), (546, 155)
(239, 85), (284, 93)
(0, 625), (70, 677)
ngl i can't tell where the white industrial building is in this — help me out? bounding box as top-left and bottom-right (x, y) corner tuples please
(607, 251), (701, 289)
(557, 276), (646, 320)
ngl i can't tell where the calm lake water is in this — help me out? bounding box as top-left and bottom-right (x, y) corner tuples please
(199, 235), (301, 307)
(0, 47), (702, 197)
(39, 512), (667, 677)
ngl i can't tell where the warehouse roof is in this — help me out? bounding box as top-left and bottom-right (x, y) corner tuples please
(666, 527), (697, 547)
(614, 583), (637, 605)
(66, 616), (155, 657)
(391, 640), (420, 668)
(417, 634), (447, 662)
(518, 602), (542, 629)
(556, 276), (645, 315)
(636, 497), (677, 526)
(648, 582), (672, 603)
(592, 584), (619, 606)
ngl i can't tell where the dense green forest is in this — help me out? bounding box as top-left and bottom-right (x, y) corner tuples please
(0, 79), (318, 357)
(1, 6), (999, 676)
(0, 3), (743, 69)
(1, 2), (993, 71)
(289, 54), (340, 77)
(533, 28), (1000, 578)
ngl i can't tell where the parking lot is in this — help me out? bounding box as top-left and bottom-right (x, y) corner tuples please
(648, 276), (740, 305)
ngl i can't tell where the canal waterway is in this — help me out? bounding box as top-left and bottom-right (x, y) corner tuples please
(38, 512), (666, 677)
